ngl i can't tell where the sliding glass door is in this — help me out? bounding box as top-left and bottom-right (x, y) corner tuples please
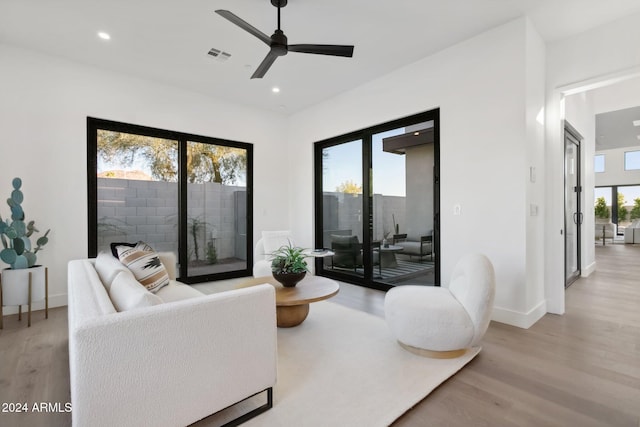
(319, 139), (365, 280)
(88, 118), (253, 284)
(314, 109), (439, 290)
(371, 123), (435, 286)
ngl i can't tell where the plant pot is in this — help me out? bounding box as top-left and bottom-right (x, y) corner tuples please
(272, 271), (306, 288)
(1, 265), (46, 306)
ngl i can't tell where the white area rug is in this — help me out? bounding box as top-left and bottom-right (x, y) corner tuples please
(200, 301), (480, 427)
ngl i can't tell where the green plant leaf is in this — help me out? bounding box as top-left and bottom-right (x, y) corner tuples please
(0, 248), (17, 265)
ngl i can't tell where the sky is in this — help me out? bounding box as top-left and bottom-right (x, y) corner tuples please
(595, 185), (640, 205)
(322, 128), (407, 197)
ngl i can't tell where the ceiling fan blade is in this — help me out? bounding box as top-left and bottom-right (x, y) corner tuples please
(215, 10), (271, 46)
(251, 51), (279, 79)
(288, 44), (354, 57)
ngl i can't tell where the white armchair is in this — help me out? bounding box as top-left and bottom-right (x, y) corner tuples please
(384, 253), (495, 358)
(253, 230), (294, 277)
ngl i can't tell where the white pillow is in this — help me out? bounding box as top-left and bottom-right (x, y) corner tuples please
(109, 270), (163, 312)
(262, 230), (294, 256)
(116, 247), (170, 293)
(94, 251), (129, 291)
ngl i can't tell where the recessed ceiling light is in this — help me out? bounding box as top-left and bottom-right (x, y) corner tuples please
(414, 132), (420, 136)
(633, 120), (640, 126)
(97, 32), (111, 40)
(272, 87), (280, 93)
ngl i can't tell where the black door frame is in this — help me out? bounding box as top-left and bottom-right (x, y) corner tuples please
(313, 109), (440, 291)
(564, 121), (583, 287)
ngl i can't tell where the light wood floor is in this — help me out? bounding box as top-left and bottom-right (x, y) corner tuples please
(1, 244), (638, 426)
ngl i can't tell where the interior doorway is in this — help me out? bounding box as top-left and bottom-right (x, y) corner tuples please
(564, 122), (583, 287)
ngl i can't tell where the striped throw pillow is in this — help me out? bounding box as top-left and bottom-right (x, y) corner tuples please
(116, 246), (170, 293)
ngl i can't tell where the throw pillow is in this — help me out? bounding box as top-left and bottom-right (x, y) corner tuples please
(116, 246), (170, 293)
(110, 241), (154, 258)
(109, 270), (163, 312)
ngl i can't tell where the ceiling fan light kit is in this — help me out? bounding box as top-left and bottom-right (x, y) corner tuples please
(215, 0), (354, 79)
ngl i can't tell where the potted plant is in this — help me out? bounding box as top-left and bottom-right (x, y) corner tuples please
(0, 178), (50, 327)
(270, 242), (309, 287)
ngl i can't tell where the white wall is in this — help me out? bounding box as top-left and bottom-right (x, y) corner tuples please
(0, 44), (288, 313)
(405, 143), (434, 238)
(524, 19), (547, 320)
(546, 11), (640, 314)
(287, 18), (547, 327)
(595, 147), (640, 186)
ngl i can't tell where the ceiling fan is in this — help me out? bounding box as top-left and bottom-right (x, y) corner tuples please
(215, 0), (354, 79)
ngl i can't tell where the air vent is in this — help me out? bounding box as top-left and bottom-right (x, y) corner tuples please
(207, 48), (231, 61)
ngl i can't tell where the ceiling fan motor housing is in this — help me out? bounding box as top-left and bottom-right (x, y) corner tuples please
(271, 30), (288, 56)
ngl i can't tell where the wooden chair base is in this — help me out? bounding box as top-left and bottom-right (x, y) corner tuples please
(398, 341), (468, 359)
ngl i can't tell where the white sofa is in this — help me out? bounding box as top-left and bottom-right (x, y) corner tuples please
(393, 233), (433, 261)
(68, 252), (277, 427)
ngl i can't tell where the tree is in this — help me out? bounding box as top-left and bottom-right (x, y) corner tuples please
(594, 196), (609, 219)
(631, 198), (640, 220)
(97, 130), (246, 184)
(336, 180), (362, 194)
(618, 192), (628, 222)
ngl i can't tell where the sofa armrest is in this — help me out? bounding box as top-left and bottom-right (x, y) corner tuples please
(69, 284), (277, 427)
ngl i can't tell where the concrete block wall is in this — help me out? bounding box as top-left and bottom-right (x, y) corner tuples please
(97, 178), (245, 261)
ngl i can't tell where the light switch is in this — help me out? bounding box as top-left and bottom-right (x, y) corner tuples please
(453, 204), (461, 215)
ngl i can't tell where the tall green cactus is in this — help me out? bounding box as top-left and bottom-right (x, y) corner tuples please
(0, 178), (50, 269)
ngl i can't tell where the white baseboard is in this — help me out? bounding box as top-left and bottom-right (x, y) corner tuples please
(1, 293), (67, 316)
(581, 261), (596, 277)
(491, 299), (547, 329)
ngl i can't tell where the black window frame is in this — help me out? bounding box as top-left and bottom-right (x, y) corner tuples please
(87, 117), (253, 284)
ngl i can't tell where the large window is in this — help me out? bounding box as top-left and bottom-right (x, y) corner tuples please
(314, 109), (439, 290)
(88, 118), (253, 283)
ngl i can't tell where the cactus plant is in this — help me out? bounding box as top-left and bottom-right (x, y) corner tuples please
(0, 178), (50, 269)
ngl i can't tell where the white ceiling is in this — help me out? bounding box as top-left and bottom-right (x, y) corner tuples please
(2, 0), (640, 115)
(596, 106), (640, 151)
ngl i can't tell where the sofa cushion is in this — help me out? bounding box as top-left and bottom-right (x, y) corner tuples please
(94, 251), (129, 291)
(155, 280), (204, 303)
(116, 246), (170, 293)
(109, 270), (163, 312)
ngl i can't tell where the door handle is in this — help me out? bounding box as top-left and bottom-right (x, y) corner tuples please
(578, 212), (583, 225)
(573, 212), (578, 224)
